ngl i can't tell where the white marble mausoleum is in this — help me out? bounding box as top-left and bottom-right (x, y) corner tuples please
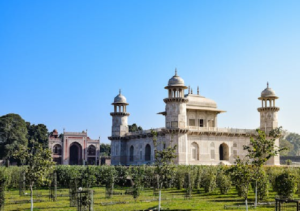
(109, 70), (280, 166)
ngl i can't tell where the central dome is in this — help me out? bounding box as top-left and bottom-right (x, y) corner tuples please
(186, 94), (217, 108)
(168, 70), (185, 87)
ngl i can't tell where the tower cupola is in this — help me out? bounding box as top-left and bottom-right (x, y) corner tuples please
(112, 90), (129, 113)
(163, 69), (189, 129)
(258, 83), (280, 133)
(165, 69), (188, 99)
(110, 90), (130, 137)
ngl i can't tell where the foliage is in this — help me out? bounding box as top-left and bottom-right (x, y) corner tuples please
(227, 158), (252, 200)
(0, 114), (28, 161)
(129, 166), (145, 200)
(252, 167), (269, 200)
(13, 141), (55, 211)
(280, 139), (294, 156)
(26, 122), (49, 148)
(274, 171), (297, 199)
(244, 128), (285, 168)
(202, 166), (217, 193)
(216, 167), (231, 194)
(100, 143), (111, 156)
(184, 170), (193, 198)
(193, 166), (203, 191)
(101, 166), (117, 198)
(175, 167), (184, 190)
(128, 124), (143, 132)
(285, 133), (300, 156)
(151, 129), (177, 191)
(286, 159), (292, 165)
(0, 168), (7, 211)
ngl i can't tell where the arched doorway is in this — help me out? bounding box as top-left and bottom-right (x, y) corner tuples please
(145, 144), (151, 161)
(69, 142), (82, 165)
(219, 143), (229, 161)
(130, 145), (134, 162)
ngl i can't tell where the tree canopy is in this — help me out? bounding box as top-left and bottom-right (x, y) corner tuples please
(26, 122), (49, 148)
(129, 124), (143, 132)
(282, 133), (300, 156)
(100, 143), (111, 156)
(0, 114), (28, 160)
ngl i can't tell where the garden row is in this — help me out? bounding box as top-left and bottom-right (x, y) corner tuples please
(0, 165), (299, 199)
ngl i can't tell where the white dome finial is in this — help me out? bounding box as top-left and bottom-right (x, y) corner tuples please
(119, 89), (121, 95)
(267, 82), (269, 88)
(175, 68), (177, 76)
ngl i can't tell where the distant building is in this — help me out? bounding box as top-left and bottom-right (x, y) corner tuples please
(109, 70), (280, 165)
(48, 129), (100, 165)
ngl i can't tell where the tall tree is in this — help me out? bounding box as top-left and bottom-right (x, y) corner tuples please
(285, 133), (300, 156)
(243, 127), (286, 207)
(100, 143), (111, 156)
(0, 114), (27, 162)
(26, 122), (49, 148)
(128, 124), (143, 132)
(227, 158), (253, 211)
(14, 140), (54, 211)
(151, 129), (177, 211)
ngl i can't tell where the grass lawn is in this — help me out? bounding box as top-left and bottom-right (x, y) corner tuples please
(4, 186), (280, 211)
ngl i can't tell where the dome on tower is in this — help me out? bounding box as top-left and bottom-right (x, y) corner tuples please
(260, 83), (278, 98)
(113, 90), (128, 104)
(168, 69), (185, 87)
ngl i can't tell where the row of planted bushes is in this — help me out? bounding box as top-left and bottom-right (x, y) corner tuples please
(1, 165), (300, 199)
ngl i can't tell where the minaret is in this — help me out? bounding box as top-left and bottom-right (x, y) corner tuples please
(258, 83), (280, 134)
(164, 69), (188, 129)
(111, 89), (129, 136)
(164, 69), (189, 164)
(109, 90), (130, 165)
(258, 83), (280, 165)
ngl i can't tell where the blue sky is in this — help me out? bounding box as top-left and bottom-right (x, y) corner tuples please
(0, 1), (300, 143)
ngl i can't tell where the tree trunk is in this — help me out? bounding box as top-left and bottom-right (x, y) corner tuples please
(30, 184), (33, 211)
(255, 180), (257, 207)
(245, 198), (248, 211)
(158, 190), (161, 211)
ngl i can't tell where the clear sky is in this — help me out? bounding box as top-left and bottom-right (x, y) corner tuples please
(1, 1), (300, 143)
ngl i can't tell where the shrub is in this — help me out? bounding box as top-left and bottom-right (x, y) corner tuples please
(216, 167), (231, 194)
(202, 167), (217, 193)
(286, 159), (292, 165)
(274, 171), (297, 199)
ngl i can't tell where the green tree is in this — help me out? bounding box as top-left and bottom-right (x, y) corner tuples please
(285, 133), (300, 156)
(0, 114), (28, 163)
(100, 143), (111, 156)
(280, 139), (294, 156)
(13, 141), (54, 211)
(151, 129), (177, 211)
(26, 122), (49, 148)
(227, 158), (253, 211)
(243, 128), (286, 207)
(274, 171), (297, 199)
(129, 124), (143, 132)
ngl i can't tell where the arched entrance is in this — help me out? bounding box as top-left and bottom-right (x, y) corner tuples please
(130, 145), (134, 162)
(145, 144), (151, 161)
(69, 142), (82, 165)
(219, 143), (229, 161)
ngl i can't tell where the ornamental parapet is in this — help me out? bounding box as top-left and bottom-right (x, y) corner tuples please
(163, 98), (189, 103)
(64, 132), (87, 136)
(257, 107), (280, 112)
(188, 127), (257, 137)
(162, 128), (189, 134)
(108, 136), (127, 141)
(110, 112), (130, 116)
